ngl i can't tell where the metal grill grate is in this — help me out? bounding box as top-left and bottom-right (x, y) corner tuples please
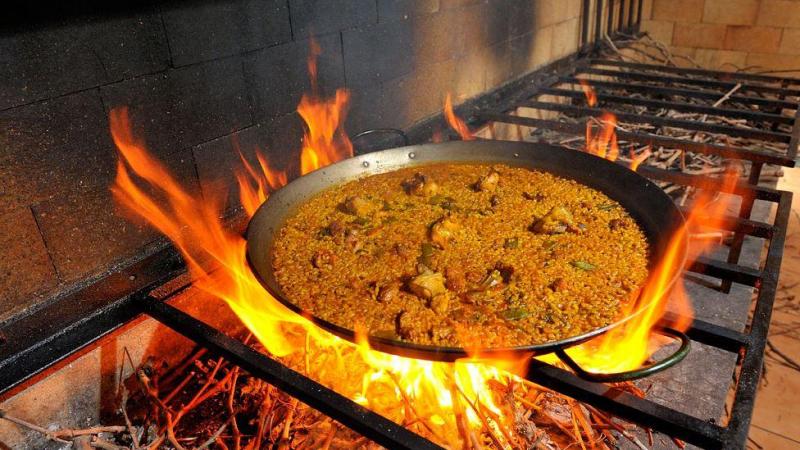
(0, 1), (795, 448)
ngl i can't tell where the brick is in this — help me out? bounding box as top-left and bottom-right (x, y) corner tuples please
(451, 48), (488, 100)
(0, 11), (168, 110)
(193, 116), (303, 213)
(535, 0), (581, 28)
(641, 19), (674, 44)
(32, 149), (199, 284)
(641, 0), (653, 20)
(341, 18), (414, 87)
(511, 25), (554, 75)
(101, 57), (252, 157)
(0, 90), (115, 214)
(757, 0), (800, 28)
(693, 49), (748, 69)
(746, 52), (800, 76)
(703, 0), (759, 25)
(484, 0), (511, 47)
(162, 0), (291, 67)
(348, 59), (451, 133)
(485, 40), (514, 87)
(0, 208), (58, 321)
(780, 28), (800, 55)
(410, 9), (461, 63)
(672, 23), (727, 49)
(508, 0), (534, 37)
(378, 0), (439, 21)
(551, 17), (580, 58)
(439, 0), (483, 9)
(289, 0), (377, 37)
(244, 34), (344, 122)
(669, 46), (701, 67)
(651, 0), (703, 22)
(724, 26), (782, 53)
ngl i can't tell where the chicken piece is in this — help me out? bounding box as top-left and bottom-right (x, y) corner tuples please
(430, 216), (460, 248)
(476, 170), (500, 192)
(326, 220), (346, 241)
(531, 206), (575, 234)
(408, 271), (447, 299)
(430, 293), (449, 314)
(403, 173), (439, 197)
(396, 311), (414, 340)
(377, 281), (402, 302)
(445, 266), (467, 292)
(550, 277), (567, 292)
(344, 228), (363, 252)
(343, 196), (373, 217)
(609, 218), (627, 230)
(311, 249), (336, 269)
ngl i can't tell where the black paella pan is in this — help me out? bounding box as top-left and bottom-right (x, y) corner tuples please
(246, 140), (690, 382)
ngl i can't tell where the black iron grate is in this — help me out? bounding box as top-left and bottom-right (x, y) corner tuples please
(0, 1), (795, 448)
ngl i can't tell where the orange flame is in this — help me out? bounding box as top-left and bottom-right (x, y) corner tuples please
(444, 93), (474, 140)
(538, 82), (736, 374)
(579, 79), (597, 107)
(109, 46), (523, 447)
(551, 169), (739, 373)
(109, 48), (726, 446)
(585, 113), (619, 161)
(298, 39), (353, 174)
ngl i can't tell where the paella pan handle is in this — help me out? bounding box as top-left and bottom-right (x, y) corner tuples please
(553, 327), (691, 383)
(353, 128), (410, 148)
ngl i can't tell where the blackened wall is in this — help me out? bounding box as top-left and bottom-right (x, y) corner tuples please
(0, 0), (581, 321)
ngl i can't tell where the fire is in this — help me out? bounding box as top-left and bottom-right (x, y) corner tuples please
(579, 79), (597, 107)
(298, 38), (353, 174)
(585, 113), (620, 161)
(444, 93), (474, 140)
(110, 46), (520, 448)
(109, 45), (733, 446)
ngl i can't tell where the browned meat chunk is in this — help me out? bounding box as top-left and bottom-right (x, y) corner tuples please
(531, 206), (575, 234)
(430, 216), (460, 248)
(476, 170), (500, 192)
(311, 250), (336, 269)
(343, 196), (374, 217)
(402, 173), (439, 197)
(408, 271), (447, 299)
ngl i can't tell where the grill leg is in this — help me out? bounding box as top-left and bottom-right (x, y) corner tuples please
(721, 162), (763, 293)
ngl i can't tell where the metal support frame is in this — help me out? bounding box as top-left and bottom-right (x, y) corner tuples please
(0, 6), (793, 448)
(133, 178), (790, 450)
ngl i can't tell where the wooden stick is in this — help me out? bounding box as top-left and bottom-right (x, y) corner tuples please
(712, 84), (742, 107)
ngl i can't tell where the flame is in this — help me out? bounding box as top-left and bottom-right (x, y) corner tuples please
(579, 79), (597, 107)
(298, 39), (353, 174)
(109, 51), (729, 446)
(585, 113), (619, 161)
(109, 46), (521, 447)
(444, 93), (474, 140)
(537, 82), (737, 373)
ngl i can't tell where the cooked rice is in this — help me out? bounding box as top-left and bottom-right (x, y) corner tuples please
(272, 163), (649, 348)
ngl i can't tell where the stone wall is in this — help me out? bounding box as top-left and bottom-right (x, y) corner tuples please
(0, 0), (583, 323)
(641, 0), (800, 74)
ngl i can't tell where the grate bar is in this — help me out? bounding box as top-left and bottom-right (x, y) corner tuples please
(579, 66), (800, 97)
(564, 77), (799, 110)
(523, 100), (792, 143)
(688, 256), (763, 287)
(723, 191), (792, 447)
(538, 86), (794, 125)
(679, 209), (775, 239)
(476, 113), (796, 167)
(591, 59), (800, 86)
(524, 359), (727, 448)
(680, 317), (751, 353)
(788, 101), (800, 160)
(142, 298), (446, 450)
